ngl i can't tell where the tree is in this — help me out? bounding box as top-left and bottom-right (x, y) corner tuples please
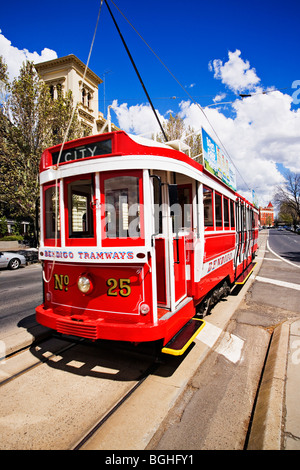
(156, 113), (202, 161)
(0, 58), (81, 224)
(274, 172), (300, 230)
(49, 86), (82, 146)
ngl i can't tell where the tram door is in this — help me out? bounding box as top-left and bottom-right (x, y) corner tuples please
(235, 199), (252, 272)
(234, 199), (244, 271)
(152, 177), (188, 310)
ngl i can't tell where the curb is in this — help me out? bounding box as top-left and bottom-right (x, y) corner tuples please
(247, 320), (290, 450)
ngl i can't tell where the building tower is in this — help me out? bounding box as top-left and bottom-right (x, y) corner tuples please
(35, 54), (118, 135)
(259, 201), (274, 227)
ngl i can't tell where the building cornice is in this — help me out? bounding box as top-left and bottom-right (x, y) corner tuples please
(35, 54), (102, 85)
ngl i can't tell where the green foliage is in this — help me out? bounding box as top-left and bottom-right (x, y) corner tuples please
(156, 113), (202, 161)
(1, 235), (23, 241)
(0, 216), (7, 236)
(0, 57), (82, 221)
(275, 172), (300, 230)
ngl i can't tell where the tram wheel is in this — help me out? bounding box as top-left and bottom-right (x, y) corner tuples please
(196, 295), (212, 318)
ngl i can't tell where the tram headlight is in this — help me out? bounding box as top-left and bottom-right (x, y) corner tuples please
(77, 275), (93, 294)
(140, 303), (150, 315)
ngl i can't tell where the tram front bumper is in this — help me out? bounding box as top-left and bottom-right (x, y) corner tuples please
(36, 304), (167, 343)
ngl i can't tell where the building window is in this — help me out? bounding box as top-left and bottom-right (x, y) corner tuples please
(82, 88), (86, 106)
(56, 83), (62, 98)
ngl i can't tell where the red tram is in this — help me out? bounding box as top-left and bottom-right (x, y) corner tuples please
(36, 129), (258, 354)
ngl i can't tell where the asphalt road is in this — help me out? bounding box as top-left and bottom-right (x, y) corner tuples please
(0, 264), (43, 338)
(268, 229), (300, 266)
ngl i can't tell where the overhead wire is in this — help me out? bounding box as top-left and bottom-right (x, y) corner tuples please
(107, 0), (252, 191)
(43, 0), (258, 283)
(43, 0), (104, 283)
(104, 0), (168, 141)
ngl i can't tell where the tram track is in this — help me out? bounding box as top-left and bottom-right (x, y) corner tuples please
(0, 334), (162, 450)
(0, 335), (85, 387)
(72, 360), (159, 450)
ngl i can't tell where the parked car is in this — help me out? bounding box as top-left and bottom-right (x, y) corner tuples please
(16, 249), (38, 264)
(0, 251), (26, 270)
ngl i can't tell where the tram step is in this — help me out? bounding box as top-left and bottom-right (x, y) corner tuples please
(235, 262), (257, 285)
(161, 317), (205, 356)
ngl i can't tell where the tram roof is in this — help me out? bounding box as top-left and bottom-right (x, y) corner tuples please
(39, 130), (198, 173)
(39, 130), (257, 210)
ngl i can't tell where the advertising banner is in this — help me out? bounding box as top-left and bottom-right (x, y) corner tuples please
(201, 128), (236, 191)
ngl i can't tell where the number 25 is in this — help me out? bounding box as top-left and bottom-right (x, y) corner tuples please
(106, 278), (131, 297)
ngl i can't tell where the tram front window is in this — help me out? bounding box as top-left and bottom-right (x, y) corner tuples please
(67, 177), (94, 238)
(44, 184), (60, 239)
(103, 174), (141, 240)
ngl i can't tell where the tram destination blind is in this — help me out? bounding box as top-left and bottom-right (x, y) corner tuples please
(52, 139), (112, 165)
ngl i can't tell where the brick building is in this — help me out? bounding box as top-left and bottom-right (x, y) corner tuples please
(259, 202), (274, 226)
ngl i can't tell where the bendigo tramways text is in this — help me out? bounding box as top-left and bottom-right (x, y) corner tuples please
(36, 130), (258, 354)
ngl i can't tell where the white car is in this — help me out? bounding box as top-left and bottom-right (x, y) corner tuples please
(0, 251), (26, 270)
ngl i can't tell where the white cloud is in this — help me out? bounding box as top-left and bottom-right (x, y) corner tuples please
(112, 83), (300, 207)
(209, 49), (260, 93)
(213, 93), (226, 103)
(178, 89), (300, 206)
(0, 30), (57, 80)
(111, 99), (166, 136)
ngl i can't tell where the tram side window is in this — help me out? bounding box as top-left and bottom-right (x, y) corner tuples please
(242, 205), (246, 231)
(223, 197), (229, 228)
(203, 187), (213, 228)
(230, 200), (235, 228)
(178, 185), (192, 231)
(153, 176), (162, 234)
(67, 177), (94, 238)
(103, 175), (141, 239)
(44, 184), (60, 239)
(215, 192), (222, 228)
(251, 209), (256, 229)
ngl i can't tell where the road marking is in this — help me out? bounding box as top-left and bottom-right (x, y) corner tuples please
(196, 322), (244, 364)
(215, 332), (244, 364)
(196, 321), (222, 347)
(255, 275), (300, 291)
(267, 240), (300, 269)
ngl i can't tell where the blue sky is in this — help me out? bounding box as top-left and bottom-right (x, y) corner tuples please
(1, 0), (300, 206)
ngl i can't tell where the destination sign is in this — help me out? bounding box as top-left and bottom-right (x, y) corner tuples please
(52, 138), (112, 165)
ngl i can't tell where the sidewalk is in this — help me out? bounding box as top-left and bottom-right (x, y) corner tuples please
(246, 229), (300, 450)
(248, 317), (300, 450)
